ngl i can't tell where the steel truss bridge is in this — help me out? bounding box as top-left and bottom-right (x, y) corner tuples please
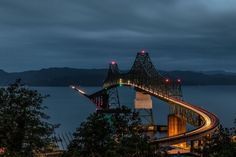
(72, 51), (219, 146)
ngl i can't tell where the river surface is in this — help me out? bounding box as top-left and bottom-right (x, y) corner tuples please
(35, 86), (236, 134)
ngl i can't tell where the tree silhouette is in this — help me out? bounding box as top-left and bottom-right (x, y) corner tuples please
(64, 106), (160, 157)
(194, 124), (236, 157)
(0, 79), (58, 157)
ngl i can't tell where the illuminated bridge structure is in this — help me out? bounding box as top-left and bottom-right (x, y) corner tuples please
(72, 51), (219, 146)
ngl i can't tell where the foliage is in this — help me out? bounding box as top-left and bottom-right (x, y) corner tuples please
(64, 106), (161, 157)
(0, 79), (58, 157)
(194, 123), (236, 157)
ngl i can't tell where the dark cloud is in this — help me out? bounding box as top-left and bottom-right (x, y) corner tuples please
(0, 0), (235, 72)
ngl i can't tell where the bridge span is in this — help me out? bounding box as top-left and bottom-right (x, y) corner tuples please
(72, 51), (219, 146)
(104, 82), (219, 146)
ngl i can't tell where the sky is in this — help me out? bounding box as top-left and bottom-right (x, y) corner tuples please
(0, 0), (236, 72)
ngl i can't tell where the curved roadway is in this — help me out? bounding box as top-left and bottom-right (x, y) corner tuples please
(105, 81), (220, 146)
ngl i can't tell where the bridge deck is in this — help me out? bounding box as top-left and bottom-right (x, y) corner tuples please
(73, 51), (220, 146)
(104, 82), (219, 146)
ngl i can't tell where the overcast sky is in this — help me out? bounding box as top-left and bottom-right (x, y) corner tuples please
(0, 0), (235, 72)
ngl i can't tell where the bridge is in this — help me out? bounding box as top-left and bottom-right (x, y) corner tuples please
(72, 51), (219, 148)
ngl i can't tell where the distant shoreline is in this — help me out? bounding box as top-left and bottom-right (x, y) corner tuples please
(1, 67), (236, 86)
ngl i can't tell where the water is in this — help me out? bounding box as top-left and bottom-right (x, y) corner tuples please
(35, 86), (236, 134)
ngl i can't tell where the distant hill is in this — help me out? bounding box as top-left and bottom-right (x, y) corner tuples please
(0, 67), (236, 86)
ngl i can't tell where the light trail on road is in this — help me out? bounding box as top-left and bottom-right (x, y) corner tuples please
(109, 81), (220, 145)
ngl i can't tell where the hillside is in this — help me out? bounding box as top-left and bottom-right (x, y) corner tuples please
(0, 68), (236, 86)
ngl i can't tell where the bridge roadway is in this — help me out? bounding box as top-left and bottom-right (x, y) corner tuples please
(104, 81), (220, 146)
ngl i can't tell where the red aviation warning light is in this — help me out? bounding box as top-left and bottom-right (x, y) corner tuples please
(140, 50), (146, 55)
(165, 78), (170, 83)
(111, 61), (116, 65)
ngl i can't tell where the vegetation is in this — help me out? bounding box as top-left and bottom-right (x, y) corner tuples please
(63, 106), (164, 157)
(0, 79), (58, 157)
(65, 108), (236, 157)
(194, 121), (236, 157)
(0, 80), (235, 157)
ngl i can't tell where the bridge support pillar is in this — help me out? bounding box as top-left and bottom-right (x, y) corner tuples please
(134, 91), (152, 109)
(134, 91), (155, 135)
(168, 114), (187, 148)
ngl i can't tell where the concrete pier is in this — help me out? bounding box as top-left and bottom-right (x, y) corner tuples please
(168, 114), (187, 148)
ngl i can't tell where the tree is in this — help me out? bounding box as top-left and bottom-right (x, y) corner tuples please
(0, 79), (58, 157)
(64, 106), (159, 157)
(65, 112), (112, 157)
(194, 124), (236, 157)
